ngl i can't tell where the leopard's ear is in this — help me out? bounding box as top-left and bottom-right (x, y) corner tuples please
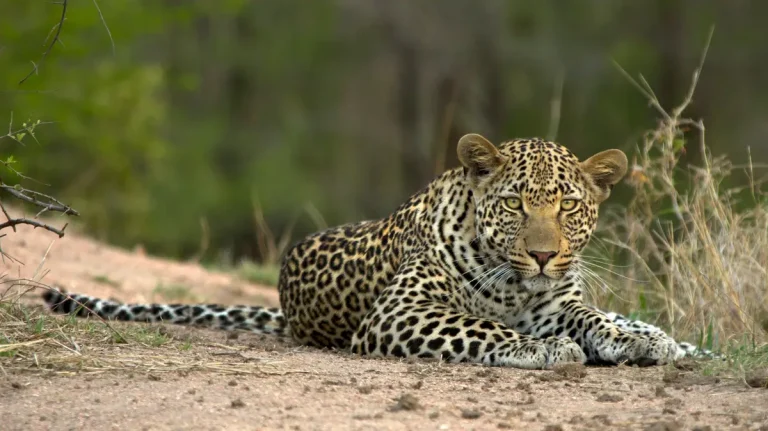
(457, 134), (506, 186)
(580, 149), (628, 202)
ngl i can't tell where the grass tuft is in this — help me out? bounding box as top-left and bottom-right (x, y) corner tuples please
(587, 29), (768, 373)
(152, 282), (199, 302)
(235, 261), (280, 287)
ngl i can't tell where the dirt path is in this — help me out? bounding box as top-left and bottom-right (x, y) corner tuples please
(1, 212), (767, 430)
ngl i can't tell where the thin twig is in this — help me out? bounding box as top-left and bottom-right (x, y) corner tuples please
(0, 200), (16, 234)
(90, 0), (115, 56)
(19, 0), (69, 85)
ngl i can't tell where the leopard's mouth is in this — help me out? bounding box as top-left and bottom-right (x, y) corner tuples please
(517, 266), (568, 283)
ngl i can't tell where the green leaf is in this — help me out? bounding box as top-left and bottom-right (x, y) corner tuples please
(672, 137), (686, 153)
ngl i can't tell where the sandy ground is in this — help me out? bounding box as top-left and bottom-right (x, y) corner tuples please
(1, 212), (767, 431)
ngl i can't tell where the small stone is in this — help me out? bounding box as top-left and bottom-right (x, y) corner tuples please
(230, 398), (246, 408)
(596, 393), (623, 402)
(461, 408), (482, 419)
(643, 420), (681, 431)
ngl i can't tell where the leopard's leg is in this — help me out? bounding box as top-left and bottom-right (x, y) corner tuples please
(350, 258), (586, 369)
(512, 281), (678, 366)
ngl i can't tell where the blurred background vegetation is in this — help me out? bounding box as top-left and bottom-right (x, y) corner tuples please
(2, 0), (766, 268)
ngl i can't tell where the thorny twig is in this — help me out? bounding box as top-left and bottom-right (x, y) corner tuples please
(0, 184), (79, 217)
(0, 182), (78, 263)
(0, 211), (68, 238)
(19, 0), (69, 85)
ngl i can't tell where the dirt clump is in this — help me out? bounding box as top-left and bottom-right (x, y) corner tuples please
(745, 369), (768, 388)
(552, 362), (588, 379)
(389, 393), (421, 412)
(596, 393), (624, 403)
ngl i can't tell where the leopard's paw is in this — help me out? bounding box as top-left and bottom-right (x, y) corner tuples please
(543, 336), (587, 368)
(621, 334), (679, 366)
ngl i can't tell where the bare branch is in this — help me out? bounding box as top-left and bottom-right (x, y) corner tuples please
(0, 184), (79, 216)
(0, 216), (67, 238)
(19, 0), (69, 85)
(0, 185), (78, 240)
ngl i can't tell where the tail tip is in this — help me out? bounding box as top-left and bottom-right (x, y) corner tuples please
(41, 286), (67, 309)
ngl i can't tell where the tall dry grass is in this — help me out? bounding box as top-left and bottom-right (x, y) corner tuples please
(587, 31), (768, 351)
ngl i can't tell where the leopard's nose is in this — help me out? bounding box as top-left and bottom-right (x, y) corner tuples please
(527, 250), (557, 268)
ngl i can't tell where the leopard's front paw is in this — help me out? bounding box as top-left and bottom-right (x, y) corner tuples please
(617, 334), (679, 366)
(543, 336), (587, 368)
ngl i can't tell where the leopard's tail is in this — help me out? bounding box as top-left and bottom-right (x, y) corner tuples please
(41, 288), (288, 336)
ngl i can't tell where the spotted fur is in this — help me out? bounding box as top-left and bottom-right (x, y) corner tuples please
(42, 134), (716, 368)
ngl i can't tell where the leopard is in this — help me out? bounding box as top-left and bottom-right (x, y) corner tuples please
(43, 133), (713, 369)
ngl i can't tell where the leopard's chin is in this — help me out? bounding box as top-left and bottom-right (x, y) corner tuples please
(520, 274), (558, 292)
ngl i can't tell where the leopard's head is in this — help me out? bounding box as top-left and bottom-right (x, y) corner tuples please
(457, 133), (627, 291)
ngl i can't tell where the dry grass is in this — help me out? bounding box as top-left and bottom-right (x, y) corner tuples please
(586, 30), (768, 360)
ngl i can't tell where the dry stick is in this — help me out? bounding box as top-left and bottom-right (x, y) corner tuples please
(19, 0), (69, 85)
(546, 70), (565, 142)
(432, 79), (459, 177)
(0, 215), (67, 238)
(0, 185), (79, 216)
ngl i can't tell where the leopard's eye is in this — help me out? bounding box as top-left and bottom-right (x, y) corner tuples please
(503, 197), (522, 211)
(560, 199), (578, 211)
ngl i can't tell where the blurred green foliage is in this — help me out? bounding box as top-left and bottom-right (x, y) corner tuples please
(2, 0), (767, 264)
